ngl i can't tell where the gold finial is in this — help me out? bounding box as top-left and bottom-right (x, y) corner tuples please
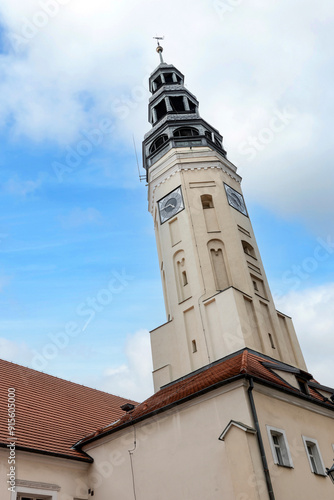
(153, 36), (164, 63)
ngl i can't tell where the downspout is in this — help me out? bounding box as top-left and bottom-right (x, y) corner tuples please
(247, 377), (275, 500)
(128, 418), (138, 500)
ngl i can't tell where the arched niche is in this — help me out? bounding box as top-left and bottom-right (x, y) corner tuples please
(207, 239), (229, 291)
(173, 249), (191, 302)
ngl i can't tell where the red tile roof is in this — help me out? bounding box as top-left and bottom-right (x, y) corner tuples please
(0, 359), (137, 461)
(1, 351), (332, 458)
(78, 349), (334, 447)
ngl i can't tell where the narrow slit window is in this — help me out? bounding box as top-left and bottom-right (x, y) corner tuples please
(268, 333), (276, 349)
(182, 271), (188, 286)
(253, 280), (259, 292)
(192, 340), (197, 353)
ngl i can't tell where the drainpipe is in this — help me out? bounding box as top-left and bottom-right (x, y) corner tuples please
(247, 377), (275, 500)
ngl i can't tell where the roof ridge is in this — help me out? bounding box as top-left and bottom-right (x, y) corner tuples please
(240, 349), (248, 374)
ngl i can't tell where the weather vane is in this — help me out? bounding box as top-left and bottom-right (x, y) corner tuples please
(153, 36), (164, 63)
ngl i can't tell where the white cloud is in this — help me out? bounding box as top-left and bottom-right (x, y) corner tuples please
(101, 329), (153, 401)
(0, 1), (332, 233)
(3, 175), (42, 197)
(276, 283), (334, 388)
(0, 336), (33, 364)
(59, 207), (104, 228)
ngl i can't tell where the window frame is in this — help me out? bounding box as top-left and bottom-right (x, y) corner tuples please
(302, 436), (327, 476)
(266, 426), (294, 468)
(149, 134), (168, 154)
(17, 496), (53, 500)
(173, 126), (199, 137)
(12, 485), (58, 500)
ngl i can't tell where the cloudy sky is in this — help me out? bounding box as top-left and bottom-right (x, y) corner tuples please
(0, 0), (333, 401)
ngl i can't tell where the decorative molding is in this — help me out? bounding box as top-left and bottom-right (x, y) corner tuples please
(144, 112), (199, 139)
(219, 420), (256, 441)
(16, 479), (61, 491)
(149, 164), (240, 214)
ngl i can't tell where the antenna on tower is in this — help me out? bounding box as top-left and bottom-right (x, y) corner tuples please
(132, 134), (146, 182)
(153, 36), (164, 63)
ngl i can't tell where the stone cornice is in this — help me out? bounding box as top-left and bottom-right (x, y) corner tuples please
(148, 153), (241, 214)
(16, 479), (60, 491)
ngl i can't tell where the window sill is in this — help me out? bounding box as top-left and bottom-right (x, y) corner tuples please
(178, 296), (192, 305)
(255, 293), (269, 302)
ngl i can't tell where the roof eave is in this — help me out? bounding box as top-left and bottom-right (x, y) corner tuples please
(77, 372), (334, 449)
(0, 442), (93, 463)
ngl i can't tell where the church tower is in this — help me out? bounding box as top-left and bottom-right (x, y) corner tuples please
(143, 45), (306, 392)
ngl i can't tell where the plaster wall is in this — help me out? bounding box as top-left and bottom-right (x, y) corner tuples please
(254, 386), (334, 500)
(0, 449), (89, 500)
(84, 382), (268, 500)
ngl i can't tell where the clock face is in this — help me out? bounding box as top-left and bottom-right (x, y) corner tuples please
(158, 186), (185, 224)
(224, 184), (248, 217)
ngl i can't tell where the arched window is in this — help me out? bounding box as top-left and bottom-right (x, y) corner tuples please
(201, 194), (214, 209)
(173, 127), (199, 137)
(149, 134), (168, 154)
(242, 240), (256, 258)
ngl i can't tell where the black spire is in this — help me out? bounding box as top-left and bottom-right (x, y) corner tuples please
(143, 48), (227, 174)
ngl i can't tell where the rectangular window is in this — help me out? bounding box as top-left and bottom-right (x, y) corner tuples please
(302, 436), (326, 475)
(272, 434), (284, 465)
(266, 426), (293, 467)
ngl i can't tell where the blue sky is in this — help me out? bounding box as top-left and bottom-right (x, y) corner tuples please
(0, 0), (333, 400)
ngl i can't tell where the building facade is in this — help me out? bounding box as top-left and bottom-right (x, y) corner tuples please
(1, 48), (334, 500)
